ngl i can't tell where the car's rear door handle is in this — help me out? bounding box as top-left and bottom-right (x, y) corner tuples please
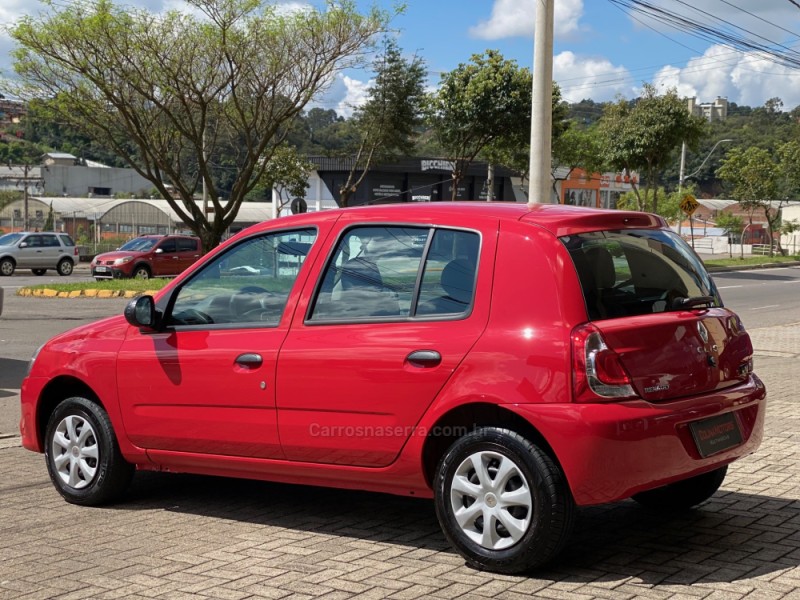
(235, 353), (263, 368)
(406, 350), (441, 368)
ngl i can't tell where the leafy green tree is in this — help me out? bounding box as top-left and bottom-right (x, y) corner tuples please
(338, 40), (427, 207)
(427, 50), (533, 200)
(43, 201), (54, 231)
(550, 124), (606, 200)
(11, 0), (389, 251)
(599, 84), (707, 214)
(246, 144), (313, 216)
(617, 186), (685, 224)
(715, 211), (745, 258)
(718, 146), (780, 256)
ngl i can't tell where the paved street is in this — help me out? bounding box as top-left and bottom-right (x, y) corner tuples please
(0, 271), (798, 599)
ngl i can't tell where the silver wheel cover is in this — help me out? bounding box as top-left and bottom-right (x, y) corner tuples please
(51, 415), (99, 489)
(449, 450), (533, 550)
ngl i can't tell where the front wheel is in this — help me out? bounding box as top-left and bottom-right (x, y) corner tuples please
(434, 427), (575, 574)
(133, 265), (151, 279)
(57, 259), (74, 276)
(44, 397), (134, 505)
(632, 466), (728, 510)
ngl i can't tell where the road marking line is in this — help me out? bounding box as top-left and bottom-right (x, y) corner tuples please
(717, 285), (743, 289)
(752, 305), (780, 310)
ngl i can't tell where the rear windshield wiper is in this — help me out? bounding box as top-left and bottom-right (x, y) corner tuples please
(671, 295), (716, 310)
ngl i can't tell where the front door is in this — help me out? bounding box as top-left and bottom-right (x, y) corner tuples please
(277, 219), (495, 467)
(116, 227), (321, 458)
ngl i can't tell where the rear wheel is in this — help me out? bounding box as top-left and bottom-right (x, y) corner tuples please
(44, 397), (134, 505)
(633, 466), (727, 510)
(434, 427), (575, 574)
(32, 268), (47, 276)
(57, 259), (74, 276)
(133, 265), (151, 279)
(0, 258), (14, 276)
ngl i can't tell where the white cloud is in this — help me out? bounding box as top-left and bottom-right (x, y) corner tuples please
(652, 44), (800, 109)
(470, 0), (584, 40)
(335, 75), (373, 119)
(554, 51), (631, 103)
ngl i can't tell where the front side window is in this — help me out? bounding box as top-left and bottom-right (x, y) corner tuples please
(158, 239), (177, 253)
(563, 229), (720, 320)
(168, 228), (316, 327)
(309, 226), (480, 322)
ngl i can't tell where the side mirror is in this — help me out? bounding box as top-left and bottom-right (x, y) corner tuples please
(154, 248), (164, 254)
(19, 242), (28, 248)
(124, 295), (159, 331)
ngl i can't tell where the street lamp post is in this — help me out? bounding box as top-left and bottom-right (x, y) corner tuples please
(678, 138), (733, 196)
(678, 138), (733, 238)
(528, 0), (555, 205)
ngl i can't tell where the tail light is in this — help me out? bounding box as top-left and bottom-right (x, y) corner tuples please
(571, 323), (638, 403)
(74, 247), (79, 256)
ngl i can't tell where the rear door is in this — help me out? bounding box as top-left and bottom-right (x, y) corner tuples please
(563, 228), (753, 402)
(276, 216), (496, 467)
(175, 237), (201, 274)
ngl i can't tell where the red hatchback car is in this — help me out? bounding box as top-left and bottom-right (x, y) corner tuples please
(21, 203), (766, 573)
(90, 234), (201, 280)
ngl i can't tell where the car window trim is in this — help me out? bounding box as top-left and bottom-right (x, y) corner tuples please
(157, 226), (319, 333)
(304, 222), (482, 326)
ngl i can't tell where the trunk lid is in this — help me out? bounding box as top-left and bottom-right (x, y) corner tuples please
(594, 309), (753, 402)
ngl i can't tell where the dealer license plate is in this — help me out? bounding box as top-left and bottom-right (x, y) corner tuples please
(689, 412), (743, 458)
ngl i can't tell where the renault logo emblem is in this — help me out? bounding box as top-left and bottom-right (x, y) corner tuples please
(697, 321), (709, 344)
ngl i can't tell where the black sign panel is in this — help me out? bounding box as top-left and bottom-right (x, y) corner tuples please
(689, 412), (744, 458)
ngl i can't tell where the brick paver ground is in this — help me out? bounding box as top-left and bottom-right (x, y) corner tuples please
(1, 324), (798, 600)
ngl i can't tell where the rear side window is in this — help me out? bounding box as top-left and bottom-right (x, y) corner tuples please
(562, 229), (719, 320)
(177, 238), (198, 252)
(309, 226), (480, 322)
(58, 234), (75, 247)
(43, 235), (61, 247)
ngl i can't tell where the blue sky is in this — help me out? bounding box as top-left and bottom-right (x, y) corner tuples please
(4, 0), (800, 113)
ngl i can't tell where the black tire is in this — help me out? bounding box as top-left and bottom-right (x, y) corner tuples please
(57, 259), (74, 276)
(44, 397), (134, 506)
(632, 466), (727, 510)
(133, 265), (151, 279)
(32, 268), (47, 276)
(434, 427), (575, 574)
(0, 257), (14, 276)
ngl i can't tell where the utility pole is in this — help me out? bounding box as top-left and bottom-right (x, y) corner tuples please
(23, 164), (30, 230)
(528, 0), (554, 205)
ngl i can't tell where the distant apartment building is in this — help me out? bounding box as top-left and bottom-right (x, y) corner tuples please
(688, 96), (728, 122)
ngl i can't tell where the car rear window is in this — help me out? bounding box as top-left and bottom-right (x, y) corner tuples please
(561, 229), (720, 320)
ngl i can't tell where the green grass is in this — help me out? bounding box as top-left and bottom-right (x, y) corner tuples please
(704, 255), (800, 268)
(21, 278), (169, 293)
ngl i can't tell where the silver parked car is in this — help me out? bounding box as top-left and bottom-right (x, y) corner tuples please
(0, 232), (79, 276)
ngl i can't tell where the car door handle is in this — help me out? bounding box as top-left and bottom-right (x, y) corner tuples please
(235, 353), (263, 368)
(406, 350), (441, 368)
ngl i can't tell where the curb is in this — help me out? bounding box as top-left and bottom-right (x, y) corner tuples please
(704, 260), (800, 273)
(16, 288), (160, 299)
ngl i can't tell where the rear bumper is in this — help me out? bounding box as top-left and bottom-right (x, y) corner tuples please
(506, 375), (766, 506)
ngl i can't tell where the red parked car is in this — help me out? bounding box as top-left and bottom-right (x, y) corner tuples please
(20, 203), (766, 573)
(90, 234), (201, 280)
